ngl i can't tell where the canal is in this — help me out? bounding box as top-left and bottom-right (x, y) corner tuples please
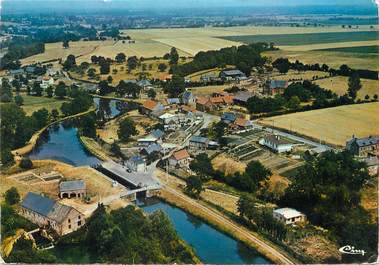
(27, 97), (270, 264)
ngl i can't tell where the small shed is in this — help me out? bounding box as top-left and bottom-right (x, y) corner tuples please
(59, 180), (86, 199)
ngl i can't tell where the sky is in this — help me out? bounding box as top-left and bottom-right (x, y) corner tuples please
(1, 0), (378, 14)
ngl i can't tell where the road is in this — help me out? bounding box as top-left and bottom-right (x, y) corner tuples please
(161, 180), (296, 265)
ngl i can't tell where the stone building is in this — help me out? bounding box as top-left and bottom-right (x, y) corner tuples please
(59, 180), (86, 199)
(20, 192), (85, 236)
(346, 135), (379, 157)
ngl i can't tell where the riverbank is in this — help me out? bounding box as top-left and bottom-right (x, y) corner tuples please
(11, 106), (96, 158)
(156, 171), (298, 265)
(79, 136), (111, 161)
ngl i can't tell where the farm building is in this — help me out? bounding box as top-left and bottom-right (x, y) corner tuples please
(273, 207), (306, 225)
(137, 79), (153, 90)
(259, 134), (293, 153)
(126, 155), (147, 172)
(140, 100), (165, 117)
(59, 180), (86, 199)
(232, 118), (254, 131)
(164, 98), (181, 106)
(140, 143), (163, 156)
(263, 80), (288, 95)
(41, 76), (54, 89)
(159, 112), (178, 124)
(189, 136), (210, 150)
(233, 91), (254, 105)
(346, 135), (379, 157)
(137, 135), (159, 146)
(221, 112), (237, 124)
(196, 97), (216, 112)
(150, 129), (165, 140)
(219, 69), (247, 81)
(20, 192), (85, 236)
(169, 149), (191, 168)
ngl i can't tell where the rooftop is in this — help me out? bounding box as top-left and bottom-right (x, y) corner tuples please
(143, 100), (159, 110)
(273, 207), (304, 219)
(128, 155), (145, 164)
(233, 91), (253, 103)
(221, 69), (246, 76)
(172, 149), (190, 161)
(265, 134), (292, 146)
(221, 112), (237, 122)
(150, 129), (165, 139)
(190, 135), (209, 144)
(351, 135), (379, 147)
(269, 80), (288, 89)
(59, 180), (86, 192)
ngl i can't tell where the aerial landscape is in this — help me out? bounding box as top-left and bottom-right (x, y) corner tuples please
(0, 0), (378, 264)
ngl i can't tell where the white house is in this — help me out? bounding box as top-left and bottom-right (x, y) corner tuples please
(168, 149), (191, 168)
(159, 113), (178, 125)
(126, 156), (147, 172)
(259, 134), (293, 153)
(41, 76), (54, 89)
(273, 208), (306, 225)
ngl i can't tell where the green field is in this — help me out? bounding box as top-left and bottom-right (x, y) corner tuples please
(21, 95), (67, 115)
(221, 31), (379, 46)
(316, 45), (379, 54)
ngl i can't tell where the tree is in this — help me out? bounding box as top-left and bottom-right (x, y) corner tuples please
(54, 81), (67, 99)
(158, 63), (167, 72)
(98, 80), (110, 95)
(1, 78), (13, 102)
(14, 94), (24, 106)
(185, 175), (203, 198)
(273, 58), (290, 74)
(91, 55), (99, 64)
(45, 86), (54, 97)
(164, 75), (185, 97)
(107, 75), (113, 84)
(189, 153), (214, 180)
(286, 96), (301, 110)
(115, 53), (126, 63)
(32, 82), (43, 96)
(87, 68), (96, 78)
(19, 157), (33, 170)
(79, 114), (97, 138)
(237, 195), (256, 221)
(348, 72), (362, 99)
(11, 79), (21, 92)
(169, 47), (179, 65)
(117, 118), (137, 142)
(99, 61), (110, 75)
(63, 54), (76, 70)
(5, 187), (20, 205)
(364, 94), (370, 100)
(238, 161), (271, 192)
(127, 56), (138, 71)
(31, 108), (49, 129)
(147, 88), (156, 99)
(374, 94), (378, 101)
(63, 40), (69, 49)
(1, 148), (14, 166)
(51, 109), (59, 120)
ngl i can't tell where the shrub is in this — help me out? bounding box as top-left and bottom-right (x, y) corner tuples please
(19, 157), (33, 169)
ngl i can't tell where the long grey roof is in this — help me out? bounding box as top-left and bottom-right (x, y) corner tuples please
(59, 180), (86, 192)
(21, 192), (56, 216)
(190, 136), (209, 144)
(233, 91), (253, 102)
(221, 69), (245, 76)
(354, 136), (379, 147)
(269, 80), (288, 89)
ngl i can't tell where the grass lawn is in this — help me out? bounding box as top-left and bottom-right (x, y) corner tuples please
(21, 94), (68, 115)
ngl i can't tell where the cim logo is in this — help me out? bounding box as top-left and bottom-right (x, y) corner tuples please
(339, 245), (366, 256)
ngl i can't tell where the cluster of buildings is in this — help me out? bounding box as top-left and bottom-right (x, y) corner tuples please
(346, 135), (379, 176)
(19, 180), (87, 236)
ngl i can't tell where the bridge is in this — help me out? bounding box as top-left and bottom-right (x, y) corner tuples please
(97, 161), (161, 200)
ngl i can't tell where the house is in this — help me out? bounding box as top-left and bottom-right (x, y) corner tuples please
(189, 136), (210, 150)
(9, 69), (25, 75)
(200, 73), (218, 83)
(169, 149), (191, 168)
(259, 134), (293, 153)
(362, 156), (379, 176)
(25, 66), (36, 74)
(150, 129), (165, 140)
(273, 208), (306, 225)
(264, 80), (288, 95)
(141, 143), (163, 156)
(41, 76), (54, 89)
(137, 79), (153, 90)
(233, 118), (254, 131)
(59, 180), (86, 199)
(126, 155), (147, 172)
(196, 97), (215, 112)
(19, 192), (85, 236)
(165, 98), (181, 105)
(233, 91), (254, 105)
(221, 112), (237, 124)
(140, 100), (165, 116)
(159, 113), (178, 124)
(219, 69), (247, 81)
(182, 91), (196, 105)
(346, 135), (379, 157)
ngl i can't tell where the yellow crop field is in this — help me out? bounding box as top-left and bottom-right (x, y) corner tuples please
(314, 76), (379, 99)
(154, 37), (241, 56)
(259, 102), (379, 146)
(263, 50), (379, 71)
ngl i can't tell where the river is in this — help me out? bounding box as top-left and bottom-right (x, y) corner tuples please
(28, 97), (270, 264)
